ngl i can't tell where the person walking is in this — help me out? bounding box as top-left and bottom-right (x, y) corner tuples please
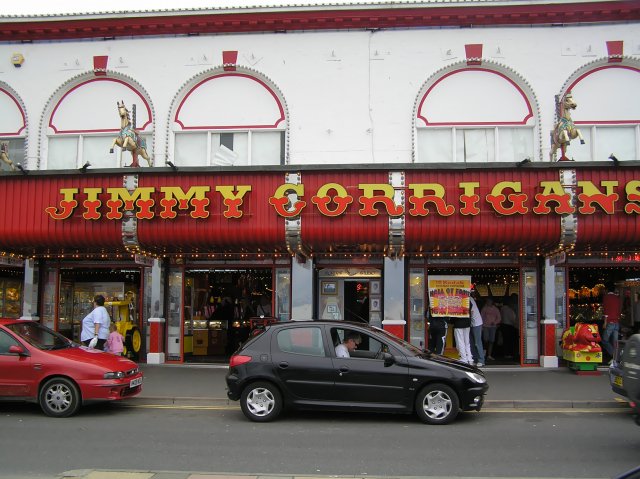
(601, 289), (621, 363)
(80, 294), (111, 350)
(499, 299), (518, 359)
(105, 322), (125, 356)
(481, 296), (502, 361)
(469, 294), (485, 366)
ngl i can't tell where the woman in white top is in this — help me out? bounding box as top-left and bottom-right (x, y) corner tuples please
(80, 295), (111, 350)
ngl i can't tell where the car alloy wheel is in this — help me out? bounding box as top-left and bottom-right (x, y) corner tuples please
(39, 377), (81, 418)
(240, 381), (282, 422)
(415, 383), (460, 425)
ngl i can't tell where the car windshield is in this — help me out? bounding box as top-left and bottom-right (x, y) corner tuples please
(6, 321), (73, 351)
(372, 326), (425, 356)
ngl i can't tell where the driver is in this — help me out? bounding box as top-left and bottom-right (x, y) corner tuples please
(335, 331), (361, 358)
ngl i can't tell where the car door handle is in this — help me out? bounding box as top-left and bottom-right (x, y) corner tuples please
(339, 366), (349, 374)
(278, 362), (289, 369)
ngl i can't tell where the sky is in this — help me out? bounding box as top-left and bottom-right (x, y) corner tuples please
(2, 0), (377, 16)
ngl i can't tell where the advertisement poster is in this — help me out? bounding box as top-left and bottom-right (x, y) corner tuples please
(427, 275), (472, 317)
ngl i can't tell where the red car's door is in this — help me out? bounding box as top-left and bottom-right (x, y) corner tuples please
(0, 329), (35, 397)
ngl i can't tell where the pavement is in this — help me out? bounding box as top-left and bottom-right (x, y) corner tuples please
(7, 363), (635, 479)
(129, 362), (628, 410)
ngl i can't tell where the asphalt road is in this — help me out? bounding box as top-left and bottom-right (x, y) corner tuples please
(0, 401), (638, 479)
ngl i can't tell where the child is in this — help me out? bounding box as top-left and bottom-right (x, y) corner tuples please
(105, 323), (125, 356)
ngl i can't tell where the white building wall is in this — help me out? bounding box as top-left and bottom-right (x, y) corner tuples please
(0, 22), (638, 167)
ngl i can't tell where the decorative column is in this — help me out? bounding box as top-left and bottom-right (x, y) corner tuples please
(20, 258), (39, 321)
(146, 258), (165, 364)
(147, 317), (165, 364)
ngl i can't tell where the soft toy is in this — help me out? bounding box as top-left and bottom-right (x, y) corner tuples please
(561, 323), (602, 352)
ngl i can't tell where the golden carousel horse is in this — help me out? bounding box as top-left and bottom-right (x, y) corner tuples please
(110, 101), (153, 167)
(0, 141), (17, 171)
(549, 91), (585, 161)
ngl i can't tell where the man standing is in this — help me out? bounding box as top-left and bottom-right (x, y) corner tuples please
(469, 293), (485, 366)
(427, 309), (448, 355)
(601, 289), (621, 363)
(481, 297), (502, 361)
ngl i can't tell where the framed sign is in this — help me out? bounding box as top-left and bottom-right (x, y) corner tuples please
(321, 281), (337, 295)
(370, 297), (381, 312)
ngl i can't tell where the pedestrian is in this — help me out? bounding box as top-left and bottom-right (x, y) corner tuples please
(481, 297), (502, 361)
(453, 311), (473, 365)
(601, 289), (621, 363)
(469, 293), (485, 366)
(499, 299), (518, 359)
(427, 309), (448, 355)
(80, 294), (111, 350)
(106, 322), (125, 356)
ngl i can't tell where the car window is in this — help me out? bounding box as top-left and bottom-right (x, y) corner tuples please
(6, 321), (70, 350)
(0, 329), (21, 354)
(276, 327), (326, 357)
(332, 327), (389, 360)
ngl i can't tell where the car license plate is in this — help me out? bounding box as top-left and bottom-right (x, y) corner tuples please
(129, 377), (143, 388)
(613, 375), (623, 387)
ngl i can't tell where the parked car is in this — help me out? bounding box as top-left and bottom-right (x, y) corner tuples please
(226, 320), (488, 424)
(609, 334), (640, 426)
(0, 318), (143, 417)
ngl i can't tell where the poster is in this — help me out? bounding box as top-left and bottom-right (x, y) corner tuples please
(427, 275), (471, 318)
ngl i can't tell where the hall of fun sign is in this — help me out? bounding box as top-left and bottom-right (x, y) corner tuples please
(45, 179), (640, 221)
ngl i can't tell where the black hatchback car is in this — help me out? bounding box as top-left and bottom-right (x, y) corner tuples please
(226, 320), (488, 424)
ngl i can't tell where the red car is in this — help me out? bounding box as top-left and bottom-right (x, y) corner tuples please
(0, 318), (143, 417)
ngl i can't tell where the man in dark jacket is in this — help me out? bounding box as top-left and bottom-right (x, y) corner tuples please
(427, 310), (448, 355)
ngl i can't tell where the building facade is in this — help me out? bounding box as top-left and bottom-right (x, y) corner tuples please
(1, 0), (639, 366)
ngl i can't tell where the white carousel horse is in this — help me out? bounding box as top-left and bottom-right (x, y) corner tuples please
(110, 101), (153, 167)
(0, 141), (16, 171)
(549, 91), (585, 161)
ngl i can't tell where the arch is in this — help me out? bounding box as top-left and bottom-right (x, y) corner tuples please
(39, 71), (155, 169)
(173, 69), (287, 130)
(412, 60), (542, 162)
(0, 83), (27, 136)
(167, 65), (289, 165)
(416, 67), (534, 126)
(560, 59), (640, 125)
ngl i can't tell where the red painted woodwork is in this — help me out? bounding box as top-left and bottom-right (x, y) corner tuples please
(1, 2), (638, 42)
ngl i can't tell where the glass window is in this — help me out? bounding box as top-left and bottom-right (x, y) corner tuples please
(0, 330), (21, 354)
(277, 327), (325, 356)
(83, 136), (114, 168)
(212, 132), (248, 166)
(47, 136), (78, 169)
(332, 327), (389, 360)
(498, 128), (534, 163)
(0, 138), (26, 171)
(175, 133), (207, 166)
(252, 131), (284, 165)
(275, 268), (291, 321)
(595, 126), (636, 162)
(417, 127), (534, 163)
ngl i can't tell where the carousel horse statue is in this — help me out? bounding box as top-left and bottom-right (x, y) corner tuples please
(549, 91), (585, 161)
(110, 100), (153, 167)
(0, 141), (17, 171)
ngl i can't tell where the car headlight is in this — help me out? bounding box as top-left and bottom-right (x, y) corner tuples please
(104, 372), (125, 379)
(465, 371), (486, 384)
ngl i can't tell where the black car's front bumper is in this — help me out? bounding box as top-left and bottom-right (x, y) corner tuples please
(460, 383), (489, 411)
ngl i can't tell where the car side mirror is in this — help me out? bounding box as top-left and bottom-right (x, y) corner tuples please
(383, 352), (395, 367)
(8, 345), (28, 356)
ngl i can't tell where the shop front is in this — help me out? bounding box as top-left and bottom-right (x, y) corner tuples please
(0, 164), (638, 366)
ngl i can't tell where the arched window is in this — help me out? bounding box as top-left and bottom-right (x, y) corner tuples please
(414, 63), (538, 164)
(170, 68), (287, 167)
(0, 84), (27, 171)
(42, 75), (153, 170)
(562, 61), (640, 162)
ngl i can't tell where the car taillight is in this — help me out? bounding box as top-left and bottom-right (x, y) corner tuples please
(229, 355), (252, 367)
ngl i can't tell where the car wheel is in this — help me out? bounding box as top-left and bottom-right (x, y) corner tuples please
(415, 383), (459, 425)
(240, 381), (282, 422)
(39, 377), (81, 418)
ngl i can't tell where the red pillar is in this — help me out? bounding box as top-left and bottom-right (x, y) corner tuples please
(147, 317), (165, 364)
